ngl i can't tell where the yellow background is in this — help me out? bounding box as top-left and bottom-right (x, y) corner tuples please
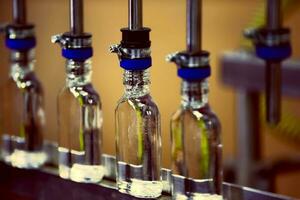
(0, 0), (299, 198)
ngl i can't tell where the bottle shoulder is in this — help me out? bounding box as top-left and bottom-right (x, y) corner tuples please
(172, 105), (221, 131)
(7, 72), (43, 94)
(116, 94), (159, 116)
(59, 83), (101, 106)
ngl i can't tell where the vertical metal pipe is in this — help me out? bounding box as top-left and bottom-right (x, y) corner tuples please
(267, 0), (282, 29)
(13, 0), (26, 24)
(266, 0), (282, 124)
(70, 0), (83, 35)
(128, 0), (143, 30)
(266, 62), (281, 124)
(236, 91), (261, 187)
(187, 0), (202, 53)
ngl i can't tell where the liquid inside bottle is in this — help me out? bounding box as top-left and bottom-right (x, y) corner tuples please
(0, 50), (47, 169)
(115, 69), (163, 198)
(57, 59), (104, 183)
(171, 80), (222, 200)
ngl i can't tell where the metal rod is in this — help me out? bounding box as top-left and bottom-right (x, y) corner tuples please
(128, 0), (143, 30)
(267, 0), (282, 29)
(266, 0), (282, 125)
(70, 0), (83, 35)
(186, 0), (202, 53)
(266, 62), (281, 124)
(236, 91), (261, 187)
(13, 0), (26, 24)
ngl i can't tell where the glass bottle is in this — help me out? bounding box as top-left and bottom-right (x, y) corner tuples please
(0, 50), (47, 169)
(115, 69), (163, 198)
(171, 79), (222, 200)
(57, 59), (104, 183)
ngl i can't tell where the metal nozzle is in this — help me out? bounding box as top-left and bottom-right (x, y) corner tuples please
(266, 0), (282, 125)
(266, 62), (281, 124)
(187, 0), (202, 53)
(267, 0), (282, 29)
(70, 0), (83, 35)
(13, 0), (26, 24)
(128, 0), (143, 30)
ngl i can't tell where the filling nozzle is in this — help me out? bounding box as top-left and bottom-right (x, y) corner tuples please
(167, 0), (211, 81)
(186, 0), (202, 53)
(70, 0), (83, 35)
(110, 0), (152, 71)
(0, 0), (36, 62)
(128, 0), (143, 31)
(13, 0), (27, 25)
(265, 0), (282, 125)
(52, 0), (93, 61)
(245, 0), (291, 125)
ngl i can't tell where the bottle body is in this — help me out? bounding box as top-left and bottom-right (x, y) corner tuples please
(57, 59), (104, 183)
(171, 80), (222, 200)
(0, 51), (47, 168)
(115, 69), (163, 198)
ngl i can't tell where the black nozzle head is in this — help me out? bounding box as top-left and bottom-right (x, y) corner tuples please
(120, 27), (151, 49)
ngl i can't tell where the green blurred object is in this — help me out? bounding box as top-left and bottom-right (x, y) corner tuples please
(198, 118), (209, 177)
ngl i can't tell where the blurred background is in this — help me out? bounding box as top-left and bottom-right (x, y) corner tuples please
(0, 0), (299, 198)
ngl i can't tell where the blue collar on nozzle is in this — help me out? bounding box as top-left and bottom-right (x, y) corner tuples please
(2, 24), (36, 51)
(245, 27), (292, 62)
(167, 51), (211, 81)
(52, 32), (93, 62)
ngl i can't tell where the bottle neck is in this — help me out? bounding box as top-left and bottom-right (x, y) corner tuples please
(10, 50), (35, 81)
(66, 59), (92, 88)
(123, 69), (150, 98)
(181, 79), (209, 109)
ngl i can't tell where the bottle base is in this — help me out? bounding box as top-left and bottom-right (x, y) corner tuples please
(59, 163), (105, 183)
(9, 149), (47, 169)
(174, 193), (223, 200)
(59, 164), (71, 179)
(118, 179), (163, 199)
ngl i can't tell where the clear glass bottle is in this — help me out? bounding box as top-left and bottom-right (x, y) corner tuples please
(0, 50), (47, 169)
(115, 69), (163, 198)
(57, 59), (104, 183)
(171, 80), (222, 200)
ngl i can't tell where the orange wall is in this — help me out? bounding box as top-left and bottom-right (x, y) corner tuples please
(0, 0), (299, 198)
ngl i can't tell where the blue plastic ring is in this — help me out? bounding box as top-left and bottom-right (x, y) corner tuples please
(256, 44), (292, 61)
(62, 48), (93, 61)
(178, 67), (211, 81)
(5, 38), (36, 50)
(120, 58), (152, 70)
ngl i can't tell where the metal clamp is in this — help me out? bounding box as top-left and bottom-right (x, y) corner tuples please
(51, 33), (92, 49)
(244, 28), (290, 47)
(110, 44), (151, 59)
(167, 51), (210, 68)
(0, 23), (35, 39)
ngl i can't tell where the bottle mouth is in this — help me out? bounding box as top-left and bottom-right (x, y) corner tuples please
(66, 59), (91, 76)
